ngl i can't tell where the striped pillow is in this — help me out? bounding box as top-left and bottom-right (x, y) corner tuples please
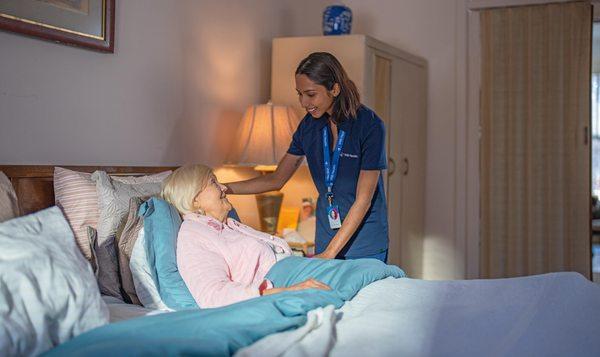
(54, 167), (173, 262)
(54, 167), (98, 261)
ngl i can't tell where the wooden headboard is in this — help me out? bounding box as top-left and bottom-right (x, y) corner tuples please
(0, 165), (178, 216)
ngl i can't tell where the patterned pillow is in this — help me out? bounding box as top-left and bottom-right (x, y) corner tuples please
(87, 226), (100, 277)
(116, 197), (145, 305)
(54, 167), (172, 262)
(91, 170), (169, 298)
(0, 171), (19, 223)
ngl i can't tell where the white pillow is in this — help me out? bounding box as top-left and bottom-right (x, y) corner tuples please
(0, 207), (109, 356)
(91, 170), (170, 298)
(130, 229), (171, 311)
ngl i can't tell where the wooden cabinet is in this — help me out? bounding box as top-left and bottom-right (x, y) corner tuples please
(271, 35), (427, 277)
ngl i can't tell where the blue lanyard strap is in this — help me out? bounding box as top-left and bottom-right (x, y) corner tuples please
(322, 126), (346, 201)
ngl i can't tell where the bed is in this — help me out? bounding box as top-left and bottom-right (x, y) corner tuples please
(1, 165), (599, 357)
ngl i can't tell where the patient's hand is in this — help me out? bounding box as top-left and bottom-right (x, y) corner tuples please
(262, 278), (331, 296)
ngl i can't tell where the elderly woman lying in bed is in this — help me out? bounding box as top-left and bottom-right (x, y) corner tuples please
(162, 164), (331, 308)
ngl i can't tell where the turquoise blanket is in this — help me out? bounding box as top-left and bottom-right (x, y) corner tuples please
(45, 257), (404, 356)
(266, 256), (406, 300)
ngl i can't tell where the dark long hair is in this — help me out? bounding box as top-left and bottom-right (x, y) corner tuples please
(295, 52), (361, 123)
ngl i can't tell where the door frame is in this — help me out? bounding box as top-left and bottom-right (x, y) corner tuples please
(459, 0), (591, 279)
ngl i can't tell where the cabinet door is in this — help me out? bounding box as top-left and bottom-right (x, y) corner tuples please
(369, 51), (401, 265)
(391, 57), (427, 277)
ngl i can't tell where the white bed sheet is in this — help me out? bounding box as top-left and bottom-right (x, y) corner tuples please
(238, 272), (600, 357)
(101, 296), (167, 323)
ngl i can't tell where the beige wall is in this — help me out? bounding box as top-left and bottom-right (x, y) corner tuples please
(0, 0), (328, 228)
(179, 0), (327, 166)
(0, 0), (186, 165)
(179, 0), (327, 227)
(0, 0), (328, 166)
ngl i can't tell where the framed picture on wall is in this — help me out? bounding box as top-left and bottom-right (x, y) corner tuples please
(0, 0), (115, 53)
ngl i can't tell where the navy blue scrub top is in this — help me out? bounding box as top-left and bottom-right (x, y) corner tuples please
(287, 105), (389, 258)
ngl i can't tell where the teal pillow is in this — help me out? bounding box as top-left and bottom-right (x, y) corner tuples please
(138, 198), (198, 310)
(228, 208), (241, 221)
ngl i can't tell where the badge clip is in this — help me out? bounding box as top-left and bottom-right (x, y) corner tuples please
(326, 192), (334, 206)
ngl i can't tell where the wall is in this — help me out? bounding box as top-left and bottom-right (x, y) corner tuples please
(179, 0), (327, 227)
(0, 0), (329, 228)
(0, 0), (330, 166)
(179, 0), (327, 166)
(0, 0), (186, 165)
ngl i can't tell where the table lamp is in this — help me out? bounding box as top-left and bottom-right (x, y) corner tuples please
(225, 101), (301, 234)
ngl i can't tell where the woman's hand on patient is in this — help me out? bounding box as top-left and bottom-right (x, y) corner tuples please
(262, 278), (331, 296)
(313, 251), (336, 259)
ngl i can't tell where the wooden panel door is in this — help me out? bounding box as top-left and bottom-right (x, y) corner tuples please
(370, 51), (402, 266)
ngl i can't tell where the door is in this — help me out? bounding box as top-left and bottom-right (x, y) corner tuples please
(393, 58), (427, 277)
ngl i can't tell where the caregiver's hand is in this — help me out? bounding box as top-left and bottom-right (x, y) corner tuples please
(313, 250), (336, 259)
(262, 278), (331, 296)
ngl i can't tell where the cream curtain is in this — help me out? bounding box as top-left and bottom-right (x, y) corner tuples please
(480, 2), (591, 279)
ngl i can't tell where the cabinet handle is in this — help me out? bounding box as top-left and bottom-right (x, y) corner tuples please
(402, 158), (409, 176)
(388, 158), (396, 176)
(584, 126), (589, 145)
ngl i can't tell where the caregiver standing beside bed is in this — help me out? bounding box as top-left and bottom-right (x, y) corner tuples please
(225, 52), (390, 262)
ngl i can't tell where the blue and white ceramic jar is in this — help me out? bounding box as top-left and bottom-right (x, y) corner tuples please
(322, 4), (352, 36)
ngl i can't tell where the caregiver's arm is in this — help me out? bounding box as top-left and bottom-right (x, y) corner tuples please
(225, 153), (303, 194)
(314, 170), (380, 259)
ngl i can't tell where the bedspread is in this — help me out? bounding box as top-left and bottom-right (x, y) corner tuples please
(43, 257), (401, 356)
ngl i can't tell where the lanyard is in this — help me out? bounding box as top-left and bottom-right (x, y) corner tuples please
(322, 126), (346, 205)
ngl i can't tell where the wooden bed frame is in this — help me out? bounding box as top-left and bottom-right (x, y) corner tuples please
(0, 165), (178, 216)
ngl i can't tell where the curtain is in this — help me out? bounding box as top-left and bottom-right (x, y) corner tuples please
(480, 2), (591, 278)
(592, 73), (600, 196)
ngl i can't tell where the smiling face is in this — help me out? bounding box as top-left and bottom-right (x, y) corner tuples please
(192, 174), (232, 221)
(295, 74), (340, 119)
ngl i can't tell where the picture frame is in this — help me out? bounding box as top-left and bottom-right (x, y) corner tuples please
(0, 0), (115, 53)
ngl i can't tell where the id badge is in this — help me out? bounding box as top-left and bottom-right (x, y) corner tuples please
(327, 205), (342, 229)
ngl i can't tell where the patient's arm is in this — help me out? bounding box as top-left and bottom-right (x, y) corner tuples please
(262, 278), (331, 296)
(179, 243), (265, 308)
(225, 153), (303, 194)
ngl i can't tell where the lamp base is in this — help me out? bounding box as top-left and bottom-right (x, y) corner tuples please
(256, 191), (283, 235)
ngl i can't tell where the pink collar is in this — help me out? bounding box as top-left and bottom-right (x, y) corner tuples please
(184, 213), (225, 232)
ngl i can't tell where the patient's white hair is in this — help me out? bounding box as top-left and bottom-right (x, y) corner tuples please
(161, 164), (212, 215)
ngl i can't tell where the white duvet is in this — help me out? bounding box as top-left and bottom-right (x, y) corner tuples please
(0, 207), (109, 356)
(238, 272), (600, 357)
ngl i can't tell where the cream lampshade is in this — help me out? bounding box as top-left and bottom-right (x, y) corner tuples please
(226, 101), (301, 234)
